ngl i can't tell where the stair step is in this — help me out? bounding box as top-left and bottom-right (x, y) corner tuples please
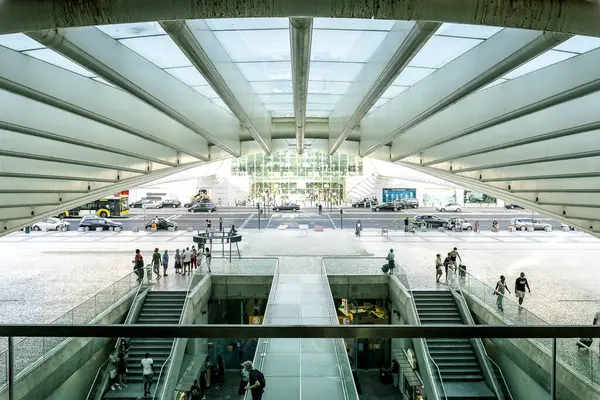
(428, 343), (472, 349)
(436, 361), (480, 368)
(442, 374), (485, 382)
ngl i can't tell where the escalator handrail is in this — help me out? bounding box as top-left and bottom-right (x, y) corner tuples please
(85, 267), (149, 400)
(156, 260), (208, 400)
(397, 262), (447, 400)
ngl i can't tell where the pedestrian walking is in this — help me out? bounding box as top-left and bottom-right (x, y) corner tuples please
(207, 219), (212, 235)
(161, 250), (169, 277)
(183, 246), (191, 274)
(435, 254), (443, 283)
(443, 252), (452, 281)
(141, 352), (155, 397)
(386, 249), (395, 275)
(205, 247), (212, 272)
(404, 217), (409, 232)
(238, 363), (250, 395)
(117, 351), (127, 388)
(151, 248), (161, 280)
(191, 246), (198, 270)
(242, 360), (266, 400)
(216, 355), (225, 387)
(514, 272), (531, 309)
(494, 275), (510, 311)
(318, 203), (323, 215)
(119, 339), (129, 371)
(204, 219), (210, 235)
(189, 379), (204, 400)
(174, 249), (182, 274)
(355, 220), (362, 237)
(109, 351), (120, 390)
(133, 249), (144, 281)
(449, 247), (461, 271)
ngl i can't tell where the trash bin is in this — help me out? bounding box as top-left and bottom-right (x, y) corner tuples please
(24, 226), (30, 234)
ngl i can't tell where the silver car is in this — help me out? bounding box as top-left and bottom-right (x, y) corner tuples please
(510, 218), (552, 231)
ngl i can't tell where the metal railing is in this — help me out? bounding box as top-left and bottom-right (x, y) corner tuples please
(156, 260), (209, 400)
(85, 267), (150, 400)
(0, 270), (140, 388)
(395, 262), (447, 400)
(451, 267), (600, 390)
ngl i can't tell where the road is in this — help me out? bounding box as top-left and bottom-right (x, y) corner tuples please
(63, 207), (567, 232)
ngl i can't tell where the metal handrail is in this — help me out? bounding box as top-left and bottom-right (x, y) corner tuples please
(396, 261), (447, 400)
(156, 260), (208, 400)
(486, 355), (515, 400)
(85, 267), (149, 400)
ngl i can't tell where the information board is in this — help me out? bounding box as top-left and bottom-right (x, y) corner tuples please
(382, 188), (416, 202)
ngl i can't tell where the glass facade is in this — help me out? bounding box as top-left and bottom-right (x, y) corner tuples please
(231, 149), (363, 204)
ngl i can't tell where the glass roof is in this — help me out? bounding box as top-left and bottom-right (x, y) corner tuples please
(97, 23), (229, 111)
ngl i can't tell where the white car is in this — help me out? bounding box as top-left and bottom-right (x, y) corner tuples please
(142, 199), (162, 209)
(32, 218), (70, 231)
(447, 218), (473, 231)
(436, 203), (462, 212)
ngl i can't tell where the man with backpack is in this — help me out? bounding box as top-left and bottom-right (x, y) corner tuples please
(242, 360), (265, 399)
(132, 249), (144, 281)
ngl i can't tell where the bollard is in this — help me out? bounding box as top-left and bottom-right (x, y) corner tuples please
(78, 227), (85, 232)
(527, 226), (534, 232)
(168, 227), (175, 232)
(95, 227), (103, 232)
(109, 227), (114, 232)
(187, 227), (193, 232)
(438, 227), (445, 232)
(114, 227), (122, 232)
(150, 227), (158, 232)
(562, 226), (569, 232)
(132, 227), (140, 232)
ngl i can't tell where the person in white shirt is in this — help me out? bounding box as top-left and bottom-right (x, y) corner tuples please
(141, 353), (155, 397)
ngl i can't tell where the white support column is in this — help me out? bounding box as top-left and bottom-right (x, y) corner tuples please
(161, 20), (272, 155)
(0, 45), (208, 162)
(392, 46), (600, 163)
(328, 21), (438, 154)
(360, 29), (567, 157)
(290, 18), (313, 154)
(28, 27), (242, 156)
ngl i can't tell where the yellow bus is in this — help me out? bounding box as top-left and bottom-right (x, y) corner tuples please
(59, 192), (130, 218)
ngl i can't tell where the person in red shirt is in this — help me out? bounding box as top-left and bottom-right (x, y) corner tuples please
(133, 249), (144, 280)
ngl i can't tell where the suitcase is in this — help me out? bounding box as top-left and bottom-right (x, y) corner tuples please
(382, 264), (390, 273)
(577, 338), (593, 349)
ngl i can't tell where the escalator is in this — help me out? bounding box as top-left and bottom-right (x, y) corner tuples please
(413, 290), (503, 400)
(95, 291), (187, 400)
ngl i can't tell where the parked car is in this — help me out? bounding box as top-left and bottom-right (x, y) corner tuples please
(400, 198), (419, 209)
(413, 215), (447, 228)
(446, 218), (473, 231)
(159, 199), (181, 208)
(188, 202), (217, 213)
(145, 218), (178, 231)
(505, 203), (524, 210)
(510, 218), (552, 231)
(273, 203), (300, 212)
(129, 200), (145, 208)
(78, 216), (123, 230)
(352, 198), (378, 208)
(372, 201), (401, 212)
(561, 223), (577, 231)
(185, 198), (210, 208)
(32, 217), (70, 231)
(130, 199), (161, 208)
(436, 203), (462, 212)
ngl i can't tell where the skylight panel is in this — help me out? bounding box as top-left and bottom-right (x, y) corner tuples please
(250, 81), (293, 94)
(409, 36), (482, 69)
(380, 85), (409, 99)
(0, 33), (45, 51)
(502, 50), (576, 80)
(554, 35), (600, 54)
(213, 29), (290, 62)
(392, 67), (436, 86)
(307, 94), (342, 104)
(271, 110), (295, 117)
(192, 85), (220, 99)
(119, 35), (192, 68)
(22, 49), (96, 77)
(258, 94), (293, 104)
(308, 81), (351, 95)
(311, 30), (388, 62)
(435, 23), (503, 39)
(206, 18), (289, 31)
(309, 62), (364, 82)
(236, 62), (292, 81)
(96, 22), (166, 39)
(165, 66), (208, 86)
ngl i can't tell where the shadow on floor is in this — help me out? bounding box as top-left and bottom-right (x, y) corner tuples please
(357, 370), (401, 400)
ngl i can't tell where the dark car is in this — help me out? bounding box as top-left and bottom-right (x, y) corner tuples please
(160, 199), (181, 208)
(78, 216), (122, 230)
(505, 203), (524, 209)
(185, 198), (210, 208)
(400, 198), (419, 209)
(145, 218), (178, 231)
(188, 202), (217, 213)
(372, 201), (401, 212)
(129, 200), (144, 208)
(273, 203), (300, 212)
(352, 198), (378, 208)
(414, 215), (447, 228)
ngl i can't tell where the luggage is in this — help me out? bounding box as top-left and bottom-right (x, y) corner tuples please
(577, 338), (593, 349)
(382, 264), (390, 273)
(458, 264), (467, 277)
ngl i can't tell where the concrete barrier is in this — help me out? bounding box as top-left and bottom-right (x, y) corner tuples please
(77, 227), (85, 232)
(168, 227), (175, 232)
(438, 227), (445, 232)
(187, 227), (194, 232)
(132, 227), (139, 232)
(95, 227), (103, 232)
(114, 227), (122, 232)
(527, 226), (534, 232)
(562, 226), (569, 232)
(277, 225), (287, 230)
(150, 227), (158, 232)
(299, 224), (309, 230)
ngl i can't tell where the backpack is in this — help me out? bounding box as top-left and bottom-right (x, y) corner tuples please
(256, 370), (266, 389)
(135, 256), (144, 269)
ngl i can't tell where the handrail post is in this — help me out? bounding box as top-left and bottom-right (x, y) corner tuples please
(551, 338), (557, 400)
(8, 337), (14, 400)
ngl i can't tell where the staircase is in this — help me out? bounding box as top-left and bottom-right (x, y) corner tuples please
(413, 291), (496, 400)
(103, 291), (187, 400)
(347, 174), (377, 201)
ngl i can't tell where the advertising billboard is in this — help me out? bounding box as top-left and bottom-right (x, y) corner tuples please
(382, 188), (416, 202)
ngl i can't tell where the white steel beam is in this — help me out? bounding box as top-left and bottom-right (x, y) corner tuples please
(0, 90), (181, 169)
(361, 29), (567, 157)
(1, 0), (600, 37)
(0, 161), (203, 235)
(28, 27), (242, 156)
(328, 21), (438, 154)
(0, 45), (208, 162)
(392, 46), (600, 162)
(398, 162), (600, 235)
(289, 18), (313, 154)
(161, 20), (272, 155)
